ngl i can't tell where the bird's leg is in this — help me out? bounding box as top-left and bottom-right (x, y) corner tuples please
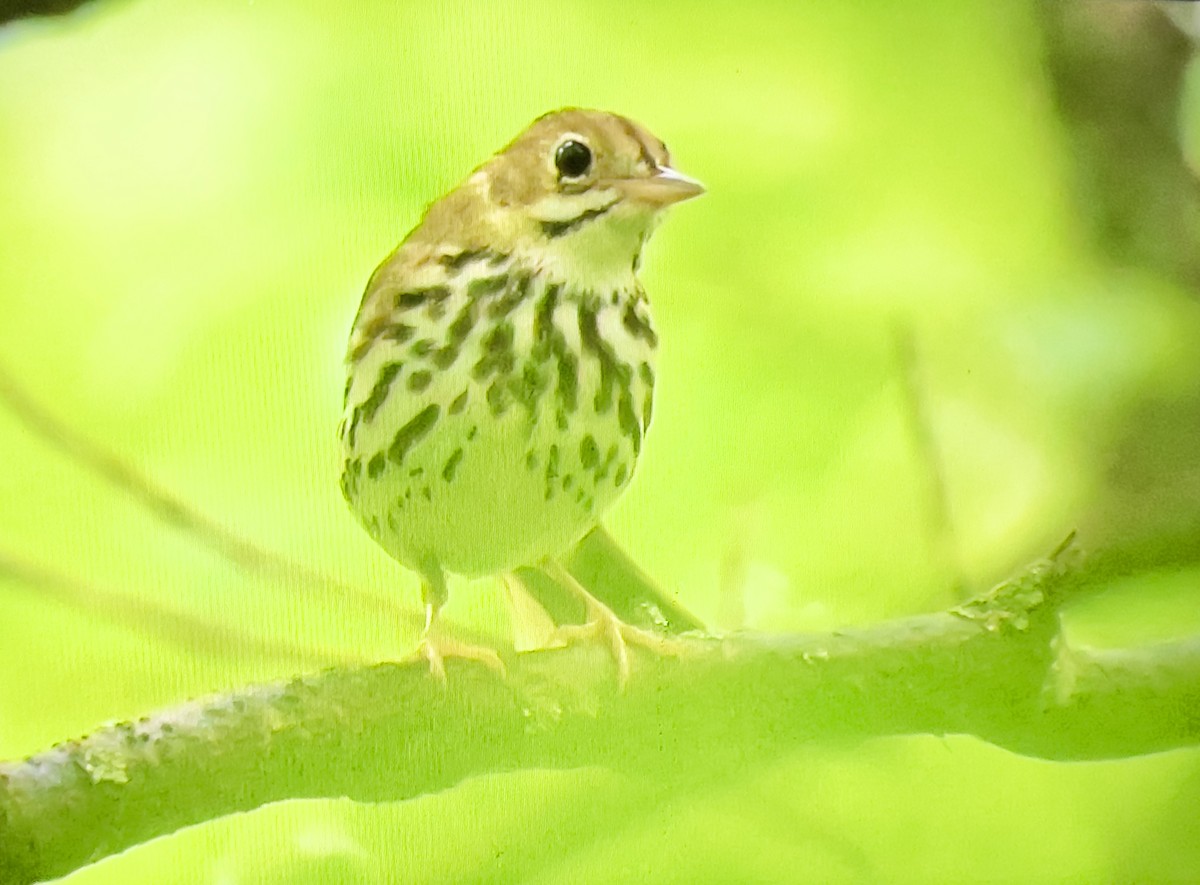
(501, 570), (559, 652)
(539, 559), (685, 687)
(405, 563), (506, 681)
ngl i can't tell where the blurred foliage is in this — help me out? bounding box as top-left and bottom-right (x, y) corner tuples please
(1041, 1), (1200, 288)
(0, 0), (1198, 881)
(0, 0), (99, 26)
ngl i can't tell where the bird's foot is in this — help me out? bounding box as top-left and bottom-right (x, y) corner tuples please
(405, 635), (507, 683)
(551, 594), (685, 688)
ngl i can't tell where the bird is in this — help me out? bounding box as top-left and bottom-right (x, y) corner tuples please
(337, 108), (704, 681)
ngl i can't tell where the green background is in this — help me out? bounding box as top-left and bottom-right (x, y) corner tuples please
(1, 0), (1199, 881)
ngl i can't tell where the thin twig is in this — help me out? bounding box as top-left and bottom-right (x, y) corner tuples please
(892, 320), (966, 598)
(0, 359), (423, 631)
(0, 547), (357, 667)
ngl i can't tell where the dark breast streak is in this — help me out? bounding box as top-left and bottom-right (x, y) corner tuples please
(340, 260), (656, 508)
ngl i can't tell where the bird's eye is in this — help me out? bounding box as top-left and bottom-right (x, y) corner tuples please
(554, 139), (592, 179)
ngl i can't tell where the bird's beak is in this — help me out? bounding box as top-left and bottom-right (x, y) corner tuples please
(612, 166), (706, 207)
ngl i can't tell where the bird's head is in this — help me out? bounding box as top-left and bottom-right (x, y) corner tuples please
(413, 108), (704, 287)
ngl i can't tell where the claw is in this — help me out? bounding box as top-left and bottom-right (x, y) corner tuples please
(409, 567), (506, 682)
(405, 635), (507, 683)
(542, 560), (685, 688)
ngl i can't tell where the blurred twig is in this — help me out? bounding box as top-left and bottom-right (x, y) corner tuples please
(0, 359), (424, 633)
(892, 320), (966, 600)
(0, 547), (355, 667)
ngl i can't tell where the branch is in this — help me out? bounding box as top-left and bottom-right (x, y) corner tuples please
(3, 543), (1197, 884)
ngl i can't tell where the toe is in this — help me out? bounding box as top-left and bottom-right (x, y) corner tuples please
(405, 636), (504, 681)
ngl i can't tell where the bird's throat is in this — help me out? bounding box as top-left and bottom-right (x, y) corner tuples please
(529, 208), (651, 294)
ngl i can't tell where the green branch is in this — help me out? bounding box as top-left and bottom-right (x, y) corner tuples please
(2, 545), (1197, 884)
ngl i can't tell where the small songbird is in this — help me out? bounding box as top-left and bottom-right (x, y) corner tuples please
(338, 108), (704, 680)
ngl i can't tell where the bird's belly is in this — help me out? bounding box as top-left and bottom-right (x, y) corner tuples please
(339, 279), (655, 577)
(349, 402), (631, 576)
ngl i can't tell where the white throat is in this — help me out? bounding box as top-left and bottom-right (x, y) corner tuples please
(526, 190), (653, 291)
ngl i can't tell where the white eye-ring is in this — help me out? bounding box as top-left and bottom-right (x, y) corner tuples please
(553, 136), (593, 179)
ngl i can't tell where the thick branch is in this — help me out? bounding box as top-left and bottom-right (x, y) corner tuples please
(2, 550), (1197, 884)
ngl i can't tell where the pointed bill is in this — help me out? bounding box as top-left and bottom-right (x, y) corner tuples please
(611, 165), (705, 207)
